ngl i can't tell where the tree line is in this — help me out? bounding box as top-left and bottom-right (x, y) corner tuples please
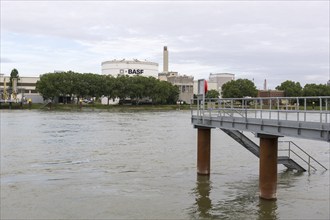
(220, 79), (330, 98)
(36, 71), (179, 105)
(275, 80), (330, 97)
(8, 68), (330, 102)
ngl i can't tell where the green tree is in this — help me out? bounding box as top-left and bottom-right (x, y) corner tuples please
(148, 80), (178, 104)
(303, 83), (330, 96)
(73, 73), (89, 102)
(167, 83), (180, 104)
(275, 80), (302, 97)
(36, 72), (180, 105)
(206, 89), (220, 99)
(9, 68), (19, 88)
(103, 75), (117, 105)
(127, 76), (146, 104)
(36, 73), (60, 101)
(114, 75), (130, 101)
(321, 84), (330, 96)
(83, 73), (104, 98)
(222, 79), (257, 98)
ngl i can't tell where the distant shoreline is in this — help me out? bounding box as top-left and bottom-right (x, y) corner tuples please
(0, 102), (192, 111)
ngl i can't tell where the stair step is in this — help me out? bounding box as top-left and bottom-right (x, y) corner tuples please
(278, 156), (306, 172)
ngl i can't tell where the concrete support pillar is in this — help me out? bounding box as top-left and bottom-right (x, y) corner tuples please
(259, 135), (278, 200)
(197, 127), (211, 175)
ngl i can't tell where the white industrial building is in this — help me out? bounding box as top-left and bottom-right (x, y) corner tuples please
(194, 73), (235, 97)
(101, 59), (159, 78)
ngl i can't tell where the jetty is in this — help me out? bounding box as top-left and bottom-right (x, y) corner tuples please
(191, 85), (329, 200)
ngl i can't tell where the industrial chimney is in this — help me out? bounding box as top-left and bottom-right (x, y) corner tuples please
(163, 46), (168, 73)
(264, 79), (267, 90)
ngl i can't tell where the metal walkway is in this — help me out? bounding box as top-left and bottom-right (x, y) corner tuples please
(191, 96), (330, 142)
(191, 96), (329, 172)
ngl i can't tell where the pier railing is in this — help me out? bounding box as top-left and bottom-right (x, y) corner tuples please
(191, 96), (330, 124)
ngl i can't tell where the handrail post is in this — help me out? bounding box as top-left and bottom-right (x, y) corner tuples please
(277, 98), (280, 121)
(269, 99), (272, 119)
(304, 98), (306, 122)
(320, 97), (322, 123)
(285, 100), (288, 120)
(197, 96), (200, 117)
(296, 98), (299, 121)
(288, 141), (291, 158)
(255, 99), (257, 118)
(308, 156), (311, 173)
(326, 98), (328, 123)
(260, 99), (263, 119)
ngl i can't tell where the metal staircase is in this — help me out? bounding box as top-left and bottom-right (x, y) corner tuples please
(221, 129), (308, 172)
(221, 129), (259, 157)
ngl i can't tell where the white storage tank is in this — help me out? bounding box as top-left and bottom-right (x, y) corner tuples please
(101, 59), (159, 78)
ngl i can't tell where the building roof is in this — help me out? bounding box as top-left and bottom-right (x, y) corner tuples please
(101, 59), (158, 66)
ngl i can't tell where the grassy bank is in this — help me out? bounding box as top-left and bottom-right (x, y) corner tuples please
(0, 102), (192, 111)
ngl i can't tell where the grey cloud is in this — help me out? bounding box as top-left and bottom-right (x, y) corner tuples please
(0, 57), (14, 63)
(1, 1), (328, 87)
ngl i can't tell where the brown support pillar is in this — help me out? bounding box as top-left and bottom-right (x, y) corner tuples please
(259, 134), (278, 200)
(197, 127), (211, 175)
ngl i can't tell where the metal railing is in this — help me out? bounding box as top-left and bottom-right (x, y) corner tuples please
(278, 141), (328, 172)
(191, 96), (330, 124)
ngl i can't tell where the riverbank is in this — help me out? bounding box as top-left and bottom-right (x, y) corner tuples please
(0, 102), (192, 111)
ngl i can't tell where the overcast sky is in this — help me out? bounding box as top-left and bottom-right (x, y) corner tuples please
(1, 0), (329, 89)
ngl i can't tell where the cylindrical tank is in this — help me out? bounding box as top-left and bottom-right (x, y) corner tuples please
(101, 59), (159, 78)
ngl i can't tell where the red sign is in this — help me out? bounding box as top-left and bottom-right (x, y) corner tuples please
(204, 80), (208, 94)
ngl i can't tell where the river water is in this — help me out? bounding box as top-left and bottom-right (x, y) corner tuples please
(1, 110), (329, 219)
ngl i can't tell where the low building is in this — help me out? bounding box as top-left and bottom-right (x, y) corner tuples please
(258, 90), (285, 98)
(159, 72), (194, 104)
(0, 74), (43, 103)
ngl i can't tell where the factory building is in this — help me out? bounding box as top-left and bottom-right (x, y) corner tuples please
(0, 74), (43, 103)
(101, 59), (159, 78)
(158, 46), (194, 104)
(166, 72), (194, 104)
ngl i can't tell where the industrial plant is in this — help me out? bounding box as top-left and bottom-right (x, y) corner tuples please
(0, 46), (236, 105)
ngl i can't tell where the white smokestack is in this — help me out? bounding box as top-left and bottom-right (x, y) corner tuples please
(163, 46), (168, 73)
